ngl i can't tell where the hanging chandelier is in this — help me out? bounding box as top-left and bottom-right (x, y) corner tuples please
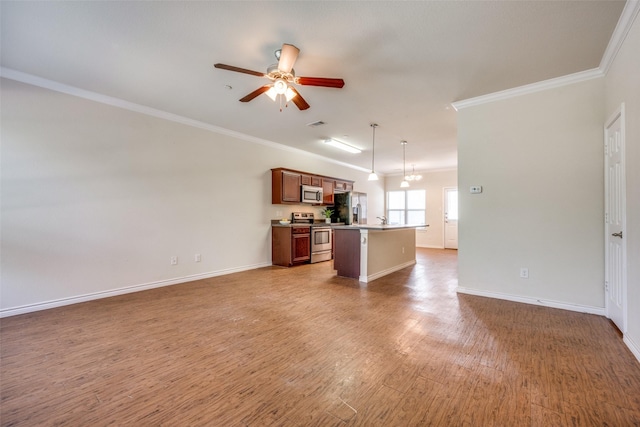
(405, 164), (422, 181)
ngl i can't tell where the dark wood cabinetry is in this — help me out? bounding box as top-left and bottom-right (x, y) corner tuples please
(322, 179), (334, 205)
(335, 180), (353, 192)
(272, 169), (301, 204)
(272, 226), (311, 266)
(333, 228), (361, 278)
(301, 175), (322, 187)
(272, 168), (353, 206)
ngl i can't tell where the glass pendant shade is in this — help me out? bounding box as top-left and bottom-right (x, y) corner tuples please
(266, 87), (277, 101)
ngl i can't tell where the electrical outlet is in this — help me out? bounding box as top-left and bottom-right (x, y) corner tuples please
(195, 254), (201, 262)
(402, 246), (405, 254)
(520, 267), (529, 279)
(171, 256), (178, 265)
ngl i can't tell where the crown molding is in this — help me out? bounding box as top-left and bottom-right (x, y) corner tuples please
(600, 0), (640, 74)
(452, 1), (640, 112)
(0, 67), (371, 174)
(451, 68), (603, 111)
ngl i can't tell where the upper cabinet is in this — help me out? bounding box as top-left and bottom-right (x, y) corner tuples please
(322, 179), (334, 205)
(272, 169), (301, 204)
(301, 174), (322, 187)
(271, 168), (354, 206)
(335, 180), (353, 192)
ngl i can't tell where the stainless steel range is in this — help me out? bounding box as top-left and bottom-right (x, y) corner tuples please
(292, 212), (332, 263)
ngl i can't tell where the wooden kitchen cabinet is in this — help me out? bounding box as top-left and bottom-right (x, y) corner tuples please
(300, 174), (322, 187)
(272, 226), (310, 266)
(335, 180), (353, 192)
(292, 233), (311, 263)
(272, 167), (353, 206)
(322, 179), (335, 205)
(272, 169), (301, 204)
(333, 228), (360, 278)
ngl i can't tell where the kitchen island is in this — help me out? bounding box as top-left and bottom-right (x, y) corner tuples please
(333, 224), (422, 282)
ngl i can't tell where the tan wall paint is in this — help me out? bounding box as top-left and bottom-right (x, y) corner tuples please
(604, 14), (640, 352)
(457, 78), (605, 309)
(364, 228), (416, 279)
(0, 78), (385, 313)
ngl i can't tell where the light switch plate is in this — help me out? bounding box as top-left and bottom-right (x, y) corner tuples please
(470, 186), (483, 194)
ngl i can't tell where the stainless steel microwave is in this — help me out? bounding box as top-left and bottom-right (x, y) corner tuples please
(301, 185), (323, 204)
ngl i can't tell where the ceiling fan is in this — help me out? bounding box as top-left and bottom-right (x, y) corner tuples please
(214, 43), (345, 111)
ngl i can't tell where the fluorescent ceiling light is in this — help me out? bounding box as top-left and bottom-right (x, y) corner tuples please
(323, 138), (361, 154)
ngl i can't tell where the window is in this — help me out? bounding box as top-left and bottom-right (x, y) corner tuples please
(446, 189), (458, 220)
(387, 189), (426, 225)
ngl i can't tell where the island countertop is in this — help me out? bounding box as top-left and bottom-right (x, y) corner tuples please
(333, 226), (420, 282)
(331, 224), (428, 230)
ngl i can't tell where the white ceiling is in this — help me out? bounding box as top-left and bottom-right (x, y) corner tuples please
(0, 1), (625, 175)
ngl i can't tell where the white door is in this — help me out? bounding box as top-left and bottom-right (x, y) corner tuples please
(604, 104), (626, 333)
(444, 188), (458, 249)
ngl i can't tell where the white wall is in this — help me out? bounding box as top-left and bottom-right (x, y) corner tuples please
(457, 78), (606, 311)
(604, 12), (640, 355)
(386, 169), (458, 248)
(0, 78), (385, 315)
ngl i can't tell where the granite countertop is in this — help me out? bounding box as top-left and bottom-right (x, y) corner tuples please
(271, 221), (346, 228)
(332, 224), (428, 230)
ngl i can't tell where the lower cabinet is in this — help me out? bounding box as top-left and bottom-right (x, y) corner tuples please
(272, 226), (310, 266)
(333, 228), (361, 278)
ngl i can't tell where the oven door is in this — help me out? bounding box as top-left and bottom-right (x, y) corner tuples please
(311, 227), (332, 252)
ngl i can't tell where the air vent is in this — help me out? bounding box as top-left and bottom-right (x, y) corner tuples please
(306, 120), (326, 127)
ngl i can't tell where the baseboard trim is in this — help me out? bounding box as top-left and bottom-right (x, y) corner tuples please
(360, 260), (416, 283)
(455, 287), (606, 316)
(416, 244), (444, 249)
(0, 262), (271, 318)
(624, 335), (640, 364)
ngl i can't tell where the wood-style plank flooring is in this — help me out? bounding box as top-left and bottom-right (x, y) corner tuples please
(1, 249), (639, 426)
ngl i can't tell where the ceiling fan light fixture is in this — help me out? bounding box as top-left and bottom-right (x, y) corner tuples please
(265, 86), (278, 101)
(285, 86), (296, 102)
(273, 79), (288, 94)
(324, 138), (361, 154)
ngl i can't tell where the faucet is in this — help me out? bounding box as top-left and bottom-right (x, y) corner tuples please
(377, 216), (387, 225)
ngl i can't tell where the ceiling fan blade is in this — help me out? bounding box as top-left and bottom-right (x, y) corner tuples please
(288, 87), (310, 110)
(296, 77), (345, 88)
(214, 63), (265, 77)
(278, 44), (300, 73)
(239, 85), (271, 102)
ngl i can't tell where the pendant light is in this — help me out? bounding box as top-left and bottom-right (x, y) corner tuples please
(368, 123), (379, 181)
(400, 141), (410, 188)
(406, 164), (422, 181)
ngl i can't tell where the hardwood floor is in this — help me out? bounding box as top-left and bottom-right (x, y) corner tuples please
(1, 248), (639, 426)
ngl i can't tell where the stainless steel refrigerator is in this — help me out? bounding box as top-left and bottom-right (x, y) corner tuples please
(333, 192), (367, 225)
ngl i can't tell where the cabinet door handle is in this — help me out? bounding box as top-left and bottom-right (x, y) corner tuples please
(611, 231), (623, 238)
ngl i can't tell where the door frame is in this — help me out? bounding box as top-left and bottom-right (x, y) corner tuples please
(604, 103), (627, 333)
